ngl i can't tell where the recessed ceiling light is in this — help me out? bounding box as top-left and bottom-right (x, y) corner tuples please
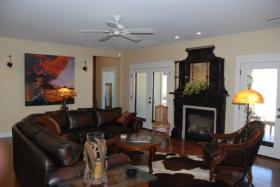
(174, 36), (180, 39)
(196, 32), (202, 36)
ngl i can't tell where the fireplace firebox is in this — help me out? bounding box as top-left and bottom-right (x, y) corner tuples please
(183, 105), (216, 141)
(171, 46), (228, 141)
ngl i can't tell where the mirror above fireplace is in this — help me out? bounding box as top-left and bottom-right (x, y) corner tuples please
(190, 62), (210, 83)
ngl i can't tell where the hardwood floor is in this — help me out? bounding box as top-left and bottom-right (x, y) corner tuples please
(0, 138), (19, 187)
(0, 136), (279, 187)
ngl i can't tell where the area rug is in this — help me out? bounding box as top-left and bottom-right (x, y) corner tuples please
(134, 152), (231, 187)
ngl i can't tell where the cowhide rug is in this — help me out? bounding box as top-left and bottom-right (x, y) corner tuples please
(134, 152), (231, 187)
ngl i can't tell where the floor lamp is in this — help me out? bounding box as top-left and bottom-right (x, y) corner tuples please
(232, 88), (264, 187)
(232, 89), (264, 124)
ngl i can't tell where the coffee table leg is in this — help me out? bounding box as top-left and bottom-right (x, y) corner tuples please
(149, 147), (156, 173)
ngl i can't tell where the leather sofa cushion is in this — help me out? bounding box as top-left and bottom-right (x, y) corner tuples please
(17, 114), (44, 140)
(61, 128), (112, 144)
(34, 129), (82, 166)
(46, 110), (69, 130)
(61, 128), (98, 144)
(47, 153), (130, 187)
(47, 161), (85, 187)
(67, 110), (96, 130)
(37, 116), (62, 136)
(96, 107), (122, 127)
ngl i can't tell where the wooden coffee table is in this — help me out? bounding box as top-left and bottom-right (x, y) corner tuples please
(58, 164), (156, 187)
(114, 134), (162, 173)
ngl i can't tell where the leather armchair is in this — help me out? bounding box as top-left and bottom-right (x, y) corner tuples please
(199, 121), (265, 186)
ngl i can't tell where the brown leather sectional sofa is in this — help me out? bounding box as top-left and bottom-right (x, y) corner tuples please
(12, 107), (143, 187)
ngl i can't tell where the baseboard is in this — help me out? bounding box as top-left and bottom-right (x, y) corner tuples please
(0, 131), (12, 138)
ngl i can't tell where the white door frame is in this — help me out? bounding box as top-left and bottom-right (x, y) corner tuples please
(234, 53), (280, 130)
(101, 66), (117, 108)
(129, 62), (174, 129)
(234, 53), (280, 159)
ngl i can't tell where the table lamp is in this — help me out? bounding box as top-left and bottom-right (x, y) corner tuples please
(57, 86), (77, 110)
(232, 89), (264, 124)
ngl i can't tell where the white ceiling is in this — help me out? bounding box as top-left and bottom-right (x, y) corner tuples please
(0, 0), (279, 50)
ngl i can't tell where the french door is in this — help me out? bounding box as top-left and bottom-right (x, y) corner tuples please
(236, 56), (280, 159)
(130, 64), (173, 129)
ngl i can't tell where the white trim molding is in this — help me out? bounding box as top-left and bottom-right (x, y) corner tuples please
(234, 53), (280, 130)
(0, 131), (12, 138)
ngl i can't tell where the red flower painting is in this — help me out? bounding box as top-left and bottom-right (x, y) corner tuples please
(25, 53), (75, 106)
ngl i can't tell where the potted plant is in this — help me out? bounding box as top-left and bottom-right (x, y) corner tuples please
(183, 81), (209, 95)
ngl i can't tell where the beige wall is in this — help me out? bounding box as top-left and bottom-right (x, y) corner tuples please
(121, 27), (280, 133)
(0, 36), (120, 133)
(1, 27), (280, 134)
(95, 56), (121, 107)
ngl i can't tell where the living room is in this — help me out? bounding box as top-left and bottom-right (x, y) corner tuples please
(0, 1), (280, 187)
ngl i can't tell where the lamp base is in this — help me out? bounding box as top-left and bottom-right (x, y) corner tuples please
(60, 97), (68, 110)
(60, 106), (68, 110)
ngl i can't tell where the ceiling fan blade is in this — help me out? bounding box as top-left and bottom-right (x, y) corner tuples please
(79, 29), (110, 34)
(106, 21), (118, 28)
(121, 34), (142, 42)
(126, 28), (154, 35)
(99, 35), (114, 42)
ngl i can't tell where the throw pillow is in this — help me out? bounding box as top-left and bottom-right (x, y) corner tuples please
(37, 116), (62, 136)
(116, 111), (134, 127)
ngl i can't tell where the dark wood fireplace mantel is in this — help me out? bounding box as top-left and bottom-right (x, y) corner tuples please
(171, 46), (228, 140)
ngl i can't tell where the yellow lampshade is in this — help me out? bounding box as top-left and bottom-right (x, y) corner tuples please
(57, 87), (77, 98)
(232, 89), (264, 104)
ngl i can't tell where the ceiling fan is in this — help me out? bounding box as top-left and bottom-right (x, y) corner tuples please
(79, 15), (154, 42)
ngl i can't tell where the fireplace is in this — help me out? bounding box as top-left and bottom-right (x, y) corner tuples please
(182, 105), (216, 141)
(171, 46), (228, 141)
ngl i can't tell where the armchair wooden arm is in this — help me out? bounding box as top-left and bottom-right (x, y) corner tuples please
(212, 128), (243, 143)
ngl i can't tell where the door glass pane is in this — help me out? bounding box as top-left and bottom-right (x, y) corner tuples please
(102, 71), (115, 109)
(249, 69), (277, 144)
(135, 73), (147, 119)
(153, 72), (168, 121)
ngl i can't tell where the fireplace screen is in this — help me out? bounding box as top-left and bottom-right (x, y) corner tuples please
(186, 108), (215, 140)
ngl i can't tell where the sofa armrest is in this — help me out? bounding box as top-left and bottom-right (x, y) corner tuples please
(13, 125), (55, 187)
(127, 117), (143, 132)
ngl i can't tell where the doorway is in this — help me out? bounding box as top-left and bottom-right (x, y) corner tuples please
(102, 70), (116, 109)
(130, 62), (173, 129)
(235, 54), (280, 159)
(94, 56), (121, 108)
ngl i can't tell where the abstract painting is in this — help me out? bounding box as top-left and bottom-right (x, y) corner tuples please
(25, 53), (75, 106)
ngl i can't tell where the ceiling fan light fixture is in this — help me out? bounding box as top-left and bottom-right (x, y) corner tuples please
(196, 32), (202, 36)
(79, 15), (154, 43)
(174, 36), (180, 39)
(266, 17), (280, 23)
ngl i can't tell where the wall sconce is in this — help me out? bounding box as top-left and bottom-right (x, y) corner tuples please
(7, 55), (13, 68)
(83, 61), (88, 72)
